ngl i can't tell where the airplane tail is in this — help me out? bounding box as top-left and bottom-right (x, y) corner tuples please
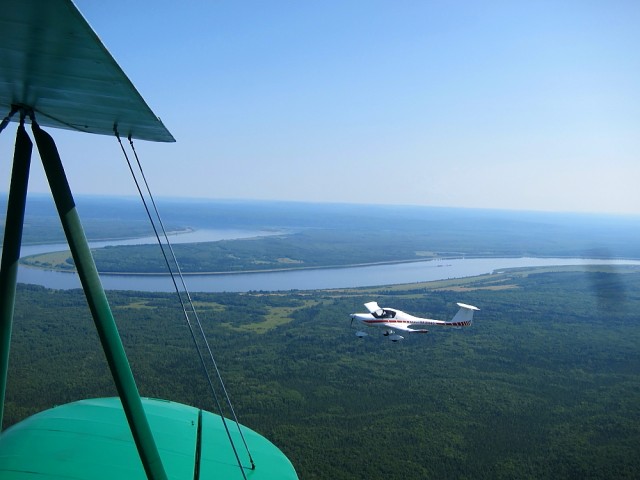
(446, 303), (479, 327)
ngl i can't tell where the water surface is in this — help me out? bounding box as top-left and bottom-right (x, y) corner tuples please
(17, 256), (640, 293)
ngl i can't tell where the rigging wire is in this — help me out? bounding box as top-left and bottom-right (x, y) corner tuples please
(114, 131), (248, 478)
(114, 130), (253, 477)
(126, 135), (255, 470)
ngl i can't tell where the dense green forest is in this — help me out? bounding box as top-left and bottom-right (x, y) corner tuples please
(4, 267), (640, 479)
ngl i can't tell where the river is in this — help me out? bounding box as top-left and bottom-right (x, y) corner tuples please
(13, 229), (640, 292)
(16, 247), (640, 293)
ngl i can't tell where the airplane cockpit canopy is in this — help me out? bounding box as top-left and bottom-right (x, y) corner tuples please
(372, 309), (396, 319)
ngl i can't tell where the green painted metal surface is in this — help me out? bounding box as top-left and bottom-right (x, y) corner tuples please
(0, 0), (174, 142)
(33, 122), (168, 479)
(0, 397), (298, 479)
(0, 124), (31, 430)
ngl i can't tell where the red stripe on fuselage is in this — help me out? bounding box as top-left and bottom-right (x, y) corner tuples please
(363, 320), (416, 324)
(363, 320), (470, 326)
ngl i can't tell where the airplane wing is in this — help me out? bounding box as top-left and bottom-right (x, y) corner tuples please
(384, 323), (428, 333)
(0, 0), (174, 142)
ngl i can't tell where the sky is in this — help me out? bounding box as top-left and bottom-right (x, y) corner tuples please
(1, 0), (640, 214)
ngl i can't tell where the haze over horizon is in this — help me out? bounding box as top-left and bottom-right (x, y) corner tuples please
(1, 1), (638, 215)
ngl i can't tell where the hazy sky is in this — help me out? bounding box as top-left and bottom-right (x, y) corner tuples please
(2, 0), (639, 214)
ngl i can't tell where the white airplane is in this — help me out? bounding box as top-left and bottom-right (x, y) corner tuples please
(350, 301), (480, 342)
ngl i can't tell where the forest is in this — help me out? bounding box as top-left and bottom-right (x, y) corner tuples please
(4, 266), (640, 479)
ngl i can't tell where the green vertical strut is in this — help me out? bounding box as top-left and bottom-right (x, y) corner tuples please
(31, 123), (168, 480)
(0, 124), (32, 431)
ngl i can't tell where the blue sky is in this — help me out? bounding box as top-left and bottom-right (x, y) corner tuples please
(2, 0), (639, 213)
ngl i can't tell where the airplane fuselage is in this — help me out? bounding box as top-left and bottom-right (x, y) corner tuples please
(351, 310), (451, 329)
(349, 302), (478, 341)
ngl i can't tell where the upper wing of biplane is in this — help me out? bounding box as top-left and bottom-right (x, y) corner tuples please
(0, 0), (174, 142)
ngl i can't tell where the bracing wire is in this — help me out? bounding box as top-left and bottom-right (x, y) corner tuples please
(115, 131), (248, 478)
(126, 135), (256, 471)
(114, 131), (253, 477)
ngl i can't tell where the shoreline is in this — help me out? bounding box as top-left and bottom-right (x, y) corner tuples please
(20, 254), (640, 277)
